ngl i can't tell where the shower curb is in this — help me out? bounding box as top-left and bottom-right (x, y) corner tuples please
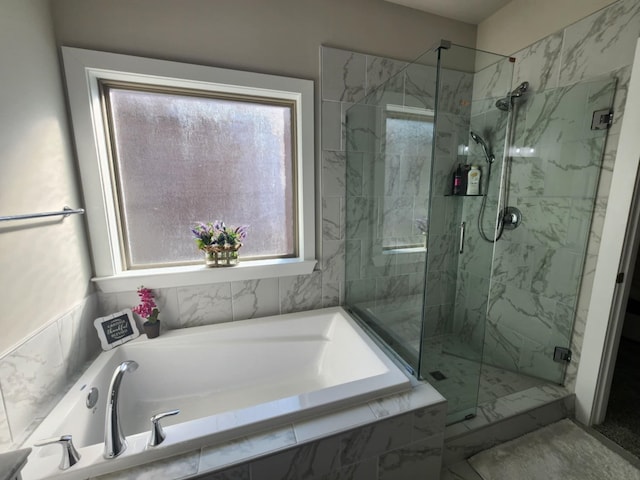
(442, 384), (575, 466)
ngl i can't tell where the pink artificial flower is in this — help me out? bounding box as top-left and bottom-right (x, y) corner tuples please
(132, 286), (159, 322)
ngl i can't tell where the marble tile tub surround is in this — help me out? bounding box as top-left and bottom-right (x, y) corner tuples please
(0, 293), (99, 454)
(90, 382), (447, 480)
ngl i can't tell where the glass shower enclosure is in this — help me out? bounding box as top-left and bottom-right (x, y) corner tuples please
(343, 40), (616, 424)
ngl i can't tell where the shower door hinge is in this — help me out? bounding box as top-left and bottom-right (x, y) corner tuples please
(616, 272), (625, 284)
(553, 347), (572, 363)
(591, 108), (613, 130)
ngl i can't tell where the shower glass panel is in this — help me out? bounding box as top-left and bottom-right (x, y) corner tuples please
(483, 76), (617, 384)
(343, 49), (437, 375)
(421, 45), (515, 423)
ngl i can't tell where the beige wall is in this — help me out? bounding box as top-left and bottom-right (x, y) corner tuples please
(0, 0), (93, 354)
(477, 0), (617, 55)
(0, 0), (474, 355)
(50, 0), (476, 80)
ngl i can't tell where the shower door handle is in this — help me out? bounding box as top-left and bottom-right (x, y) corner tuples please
(459, 221), (466, 254)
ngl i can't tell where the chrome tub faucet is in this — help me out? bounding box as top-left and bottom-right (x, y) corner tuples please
(104, 360), (138, 459)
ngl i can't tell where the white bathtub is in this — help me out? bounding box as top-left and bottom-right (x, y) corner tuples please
(22, 307), (411, 479)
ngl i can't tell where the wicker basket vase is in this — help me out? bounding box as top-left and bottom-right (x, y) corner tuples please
(203, 244), (241, 267)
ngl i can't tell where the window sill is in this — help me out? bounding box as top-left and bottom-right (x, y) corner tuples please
(92, 258), (318, 293)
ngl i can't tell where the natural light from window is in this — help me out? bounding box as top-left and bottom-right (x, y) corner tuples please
(104, 84), (296, 269)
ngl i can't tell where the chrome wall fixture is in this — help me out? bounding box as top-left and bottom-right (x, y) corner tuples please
(0, 206), (85, 223)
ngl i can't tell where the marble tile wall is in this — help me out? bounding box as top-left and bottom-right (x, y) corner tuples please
(0, 293), (100, 453)
(474, 0), (640, 386)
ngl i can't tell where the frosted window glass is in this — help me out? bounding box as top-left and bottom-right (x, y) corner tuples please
(106, 86), (295, 268)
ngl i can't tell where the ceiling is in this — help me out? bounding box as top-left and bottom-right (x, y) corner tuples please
(384, 0), (513, 24)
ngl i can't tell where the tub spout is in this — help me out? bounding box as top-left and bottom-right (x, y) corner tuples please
(104, 360), (138, 459)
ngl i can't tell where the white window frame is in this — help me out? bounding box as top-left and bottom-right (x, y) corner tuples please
(62, 47), (316, 293)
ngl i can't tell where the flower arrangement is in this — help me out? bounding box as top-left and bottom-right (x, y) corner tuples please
(132, 286), (159, 324)
(191, 221), (248, 267)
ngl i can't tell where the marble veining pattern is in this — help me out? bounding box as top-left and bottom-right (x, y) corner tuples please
(513, 32), (563, 93)
(0, 322), (67, 446)
(177, 283), (233, 327)
(0, 393), (10, 452)
(279, 271), (323, 314)
(230, 279), (280, 321)
(92, 450), (200, 480)
(559, 0), (640, 87)
(378, 435), (443, 480)
(321, 47), (366, 103)
(200, 426), (297, 472)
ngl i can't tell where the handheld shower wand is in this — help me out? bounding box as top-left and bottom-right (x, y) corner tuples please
(469, 132), (503, 243)
(469, 131), (495, 164)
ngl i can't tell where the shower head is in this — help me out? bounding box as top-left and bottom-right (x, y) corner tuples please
(495, 81), (530, 111)
(470, 131), (495, 164)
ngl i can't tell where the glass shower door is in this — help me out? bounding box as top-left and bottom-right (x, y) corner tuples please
(483, 76), (617, 384)
(420, 44), (515, 423)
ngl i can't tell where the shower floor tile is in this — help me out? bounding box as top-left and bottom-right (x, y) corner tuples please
(353, 301), (547, 422)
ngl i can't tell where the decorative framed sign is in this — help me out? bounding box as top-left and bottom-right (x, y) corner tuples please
(94, 309), (140, 350)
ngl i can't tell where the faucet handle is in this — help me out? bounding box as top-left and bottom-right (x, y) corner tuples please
(148, 409), (180, 447)
(34, 435), (81, 470)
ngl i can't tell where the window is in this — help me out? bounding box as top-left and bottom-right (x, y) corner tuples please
(63, 48), (315, 291)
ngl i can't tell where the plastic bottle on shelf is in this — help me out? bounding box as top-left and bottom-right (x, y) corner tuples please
(466, 165), (481, 195)
(452, 164), (463, 195)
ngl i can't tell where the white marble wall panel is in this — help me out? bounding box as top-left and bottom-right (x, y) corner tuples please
(366, 56), (407, 97)
(365, 56), (407, 106)
(322, 239), (345, 308)
(512, 32), (563, 93)
(197, 465), (250, 480)
(250, 434), (341, 480)
(559, 0), (640, 87)
(321, 47), (367, 103)
(322, 151), (346, 197)
(439, 69), (474, 116)
(57, 295), (101, 377)
(340, 412), (413, 464)
(323, 196), (343, 241)
(279, 271), (323, 314)
(471, 59), (513, 103)
(404, 63), (437, 110)
(0, 322), (66, 446)
(200, 426), (296, 472)
(230, 279), (280, 321)
(322, 101), (342, 151)
(378, 434), (443, 480)
(424, 304), (454, 338)
(344, 102), (379, 153)
(0, 394), (10, 452)
(177, 283), (233, 327)
(93, 451), (200, 480)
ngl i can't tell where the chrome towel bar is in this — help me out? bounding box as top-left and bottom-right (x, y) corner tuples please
(0, 206), (85, 223)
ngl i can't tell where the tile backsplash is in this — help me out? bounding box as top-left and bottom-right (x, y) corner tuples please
(0, 294), (99, 452)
